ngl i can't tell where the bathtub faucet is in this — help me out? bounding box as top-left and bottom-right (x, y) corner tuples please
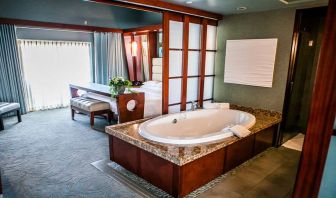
(191, 101), (198, 111)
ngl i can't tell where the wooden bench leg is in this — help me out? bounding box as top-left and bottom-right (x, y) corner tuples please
(71, 108), (75, 120)
(17, 109), (22, 123)
(107, 111), (113, 124)
(0, 115), (4, 131)
(90, 112), (94, 127)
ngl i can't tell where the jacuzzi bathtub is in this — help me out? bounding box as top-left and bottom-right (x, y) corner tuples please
(138, 109), (256, 145)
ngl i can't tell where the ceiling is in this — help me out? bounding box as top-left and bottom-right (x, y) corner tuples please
(0, 0), (162, 29)
(162, 0), (328, 15)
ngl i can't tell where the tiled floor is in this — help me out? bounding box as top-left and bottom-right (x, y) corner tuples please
(199, 147), (301, 198)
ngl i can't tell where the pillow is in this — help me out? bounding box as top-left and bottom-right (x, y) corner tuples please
(143, 81), (160, 86)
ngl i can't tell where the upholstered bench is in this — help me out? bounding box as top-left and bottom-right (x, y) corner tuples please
(0, 102), (21, 131)
(70, 97), (112, 127)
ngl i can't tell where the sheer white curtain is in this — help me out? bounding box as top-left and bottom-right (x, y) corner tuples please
(18, 40), (91, 111)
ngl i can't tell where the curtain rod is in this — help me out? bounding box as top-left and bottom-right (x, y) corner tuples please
(17, 26), (94, 34)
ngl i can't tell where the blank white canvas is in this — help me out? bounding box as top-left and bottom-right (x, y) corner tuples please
(224, 38), (278, 88)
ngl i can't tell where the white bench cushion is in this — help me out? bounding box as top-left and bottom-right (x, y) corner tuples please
(70, 97), (110, 112)
(0, 102), (20, 114)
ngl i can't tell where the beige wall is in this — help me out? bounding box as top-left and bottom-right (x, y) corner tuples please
(214, 9), (296, 112)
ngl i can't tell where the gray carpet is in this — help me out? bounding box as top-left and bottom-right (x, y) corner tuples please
(0, 108), (137, 198)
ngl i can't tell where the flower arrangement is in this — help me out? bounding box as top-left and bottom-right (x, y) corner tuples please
(109, 77), (132, 97)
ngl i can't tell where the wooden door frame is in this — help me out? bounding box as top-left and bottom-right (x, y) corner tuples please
(293, 0), (336, 197)
(281, 7), (328, 130)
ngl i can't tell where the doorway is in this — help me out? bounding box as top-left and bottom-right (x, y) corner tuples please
(281, 7), (327, 142)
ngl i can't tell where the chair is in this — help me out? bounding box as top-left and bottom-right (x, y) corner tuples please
(70, 97), (112, 127)
(0, 102), (21, 131)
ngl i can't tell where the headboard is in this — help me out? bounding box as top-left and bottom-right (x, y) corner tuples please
(152, 58), (162, 81)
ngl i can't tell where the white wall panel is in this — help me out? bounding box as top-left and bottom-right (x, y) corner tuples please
(224, 39), (278, 87)
(204, 77), (214, 99)
(206, 25), (217, 50)
(169, 104), (181, 114)
(205, 51), (215, 75)
(188, 23), (201, 49)
(187, 51), (200, 76)
(169, 21), (183, 49)
(187, 78), (199, 102)
(169, 50), (182, 77)
(169, 78), (182, 104)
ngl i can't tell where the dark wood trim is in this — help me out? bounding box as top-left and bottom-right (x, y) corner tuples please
(123, 24), (162, 34)
(168, 98), (213, 106)
(111, 0), (223, 20)
(281, 10), (302, 129)
(198, 19), (207, 108)
(109, 126), (275, 197)
(169, 48), (217, 52)
(86, 0), (162, 13)
(181, 16), (190, 111)
(169, 75), (215, 79)
(116, 92), (145, 123)
(130, 34), (138, 81)
(148, 32), (158, 81)
(0, 17), (123, 33)
(162, 12), (170, 114)
(294, 0), (336, 197)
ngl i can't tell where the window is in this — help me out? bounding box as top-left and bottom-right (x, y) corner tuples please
(18, 40), (91, 111)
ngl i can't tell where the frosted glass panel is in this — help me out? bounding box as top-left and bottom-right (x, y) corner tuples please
(169, 21), (183, 49)
(169, 50), (182, 77)
(205, 51), (215, 75)
(188, 51), (200, 76)
(187, 78), (199, 102)
(224, 39), (277, 87)
(169, 78), (182, 104)
(204, 77), (214, 99)
(188, 23), (201, 49)
(206, 25), (217, 50)
(169, 105), (181, 114)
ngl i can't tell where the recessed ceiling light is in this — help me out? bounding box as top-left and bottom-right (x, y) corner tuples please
(186, 1), (193, 4)
(236, 6), (247, 11)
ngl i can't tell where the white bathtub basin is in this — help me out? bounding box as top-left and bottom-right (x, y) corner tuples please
(138, 109), (256, 146)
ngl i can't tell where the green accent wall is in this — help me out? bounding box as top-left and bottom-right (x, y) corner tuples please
(214, 9), (296, 112)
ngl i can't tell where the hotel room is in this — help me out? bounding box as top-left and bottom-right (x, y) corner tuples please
(0, 0), (335, 198)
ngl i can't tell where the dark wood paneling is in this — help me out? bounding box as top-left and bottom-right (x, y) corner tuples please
(123, 24), (162, 34)
(224, 135), (255, 172)
(148, 31), (158, 81)
(294, 0), (336, 197)
(254, 127), (275, 155)
(162, 12), (170, 114)
(0, 17), (123, 33)
(139, 150), (174, 194)
(107, 0), (222, 20)
(179, 148), (225, 197)
(111, 136), (139, 174)
(116, 92), (144, 123)
(181, 15), (190, 111)
(198, 19), (208, 108)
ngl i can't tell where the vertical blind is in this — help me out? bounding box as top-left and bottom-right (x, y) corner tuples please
(18, 40), (91, 111)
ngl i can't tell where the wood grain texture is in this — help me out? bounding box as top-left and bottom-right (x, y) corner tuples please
(179, 148), (225, 197)
(139, 150), (174, 194)
(198, 19), (208, 107)
(294, 0), (336, 197)
(254, 127), (275, 155)
(224, 135), (254, 172)
(123, 24), (162, 34)
(113, 0), (222, 20)
(0, 17), (123, 33)
(181, 15), (190, 111)
(162, 12), (170, 114)
(148, 31), (158, 81)
(116, 92), (144, 123)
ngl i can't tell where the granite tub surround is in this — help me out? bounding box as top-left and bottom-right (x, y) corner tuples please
(105, 106), (282, 166)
